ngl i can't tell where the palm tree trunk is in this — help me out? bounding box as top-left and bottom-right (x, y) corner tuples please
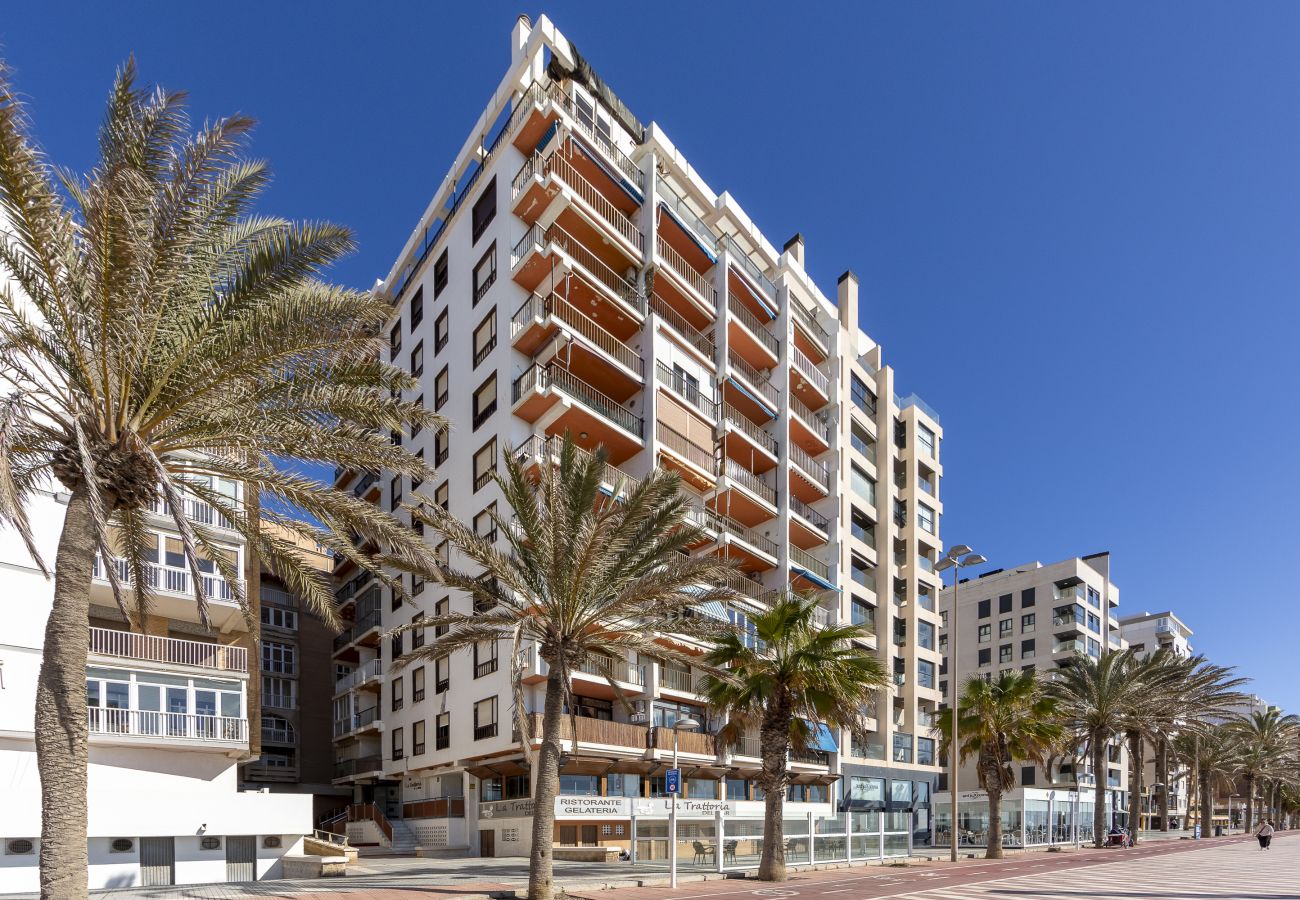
(1243, 774), (1254, 836)
(1200, 772), (1213, 842)
(528, 665), (566, 900)
(757, 723), (788, 881)
(985, 785), (1003, 860)
(1091, 738), (1107, 849)
(1157, 739), (1170, 832)
(36, 486), (97, 900)
(1127, 731), (1144, 842)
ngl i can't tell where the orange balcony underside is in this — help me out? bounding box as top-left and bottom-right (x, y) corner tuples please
(789, 366), (830, 408)
(515, 257), (641, 341)
(728, 318), (778, 370)
(720, 432), (777, 473)
(721, 380), (777, 424)
(728, 269), (773, 320)
(708, 487), (775, 529)
(513, 104), (561, 156)
(514, 324), (639, 400)
(793, 326), (828, 365)
(653, 259), (714, 325)
(789, 468), (829, 504)
(789, 514), (828, 551)
(789, 411), (829, 454)
(514, 392), (641, 467)
(708, 541), (776, 574)
(659, 212), (714, 274)
(657, 447), (715, 494)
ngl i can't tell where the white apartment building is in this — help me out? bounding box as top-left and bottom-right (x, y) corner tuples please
(935, 555), (1129, 843)
(329, 15), (946, 862)
(0, 485), (313, 891)
(1119, 610), (1194, 829)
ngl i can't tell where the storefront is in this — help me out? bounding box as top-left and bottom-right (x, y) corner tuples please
(932, 787), (1123, 848)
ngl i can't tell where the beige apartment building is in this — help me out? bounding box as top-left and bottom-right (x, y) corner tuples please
(936, 555), (1131, 839)
(329, 15), (945, 860)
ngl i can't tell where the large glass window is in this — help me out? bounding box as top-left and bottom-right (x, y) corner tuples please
(261, 641), (295, 674)
(917, 423), (935, 457)
(652, 700), (704, 729)
(891, 780), (913, 804)
(917, 737), (936, 766)
(559, 774), (599, 796)
(608, 773), (641, 797)
(892, 733), (912, 763)
(917, 503), (935, 534)
(917, 620), (935, 650)
(851, 776), (885, 803)
(918, 659), (935, 689)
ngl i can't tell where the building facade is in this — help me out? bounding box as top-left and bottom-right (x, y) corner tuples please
(330, 15), (946, 859)
(935, 555), (1129, 840)
(0, 486), (312, 892)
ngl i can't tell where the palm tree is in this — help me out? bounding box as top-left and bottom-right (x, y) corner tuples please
(405, 434), (739, 900)
(0, 62), (437, 898)
(700, 594), (885, 881)
(1048, 649), (1146, 847)
(937, 671), (1062, 859)
(1175, 726), (1243, 838)
(1230, 709), (1300, 833)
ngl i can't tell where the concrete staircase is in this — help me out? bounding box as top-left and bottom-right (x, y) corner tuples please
(357, 817), (420, 857)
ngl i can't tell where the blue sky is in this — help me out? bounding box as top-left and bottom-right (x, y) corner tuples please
(4, 2), (1297, 712)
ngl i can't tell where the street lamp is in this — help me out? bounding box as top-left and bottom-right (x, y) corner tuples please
(935, 545), (987, 863)
(1144, 782), (1164, 833)
(669, 715), (700, 888)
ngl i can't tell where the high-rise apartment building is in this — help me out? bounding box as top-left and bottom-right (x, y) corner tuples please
(935, 555), (1130, 843)
(331, 15), (944, 859)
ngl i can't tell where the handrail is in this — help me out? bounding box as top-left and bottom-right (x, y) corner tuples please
(719, 457), (777, 506)
(513, 363), (644, 438)
(790, 394), (832, 443)
(789, 444), (830, 489)
(707, 510), (778, 559)
(721, 402), (777, 456)
(514, 434), (641, 497)
(656, 234), (716, 307)
(657, 177), (718, 251)
(791, 299), (832, 351)
(656, 421), (715, 473)
(790, 546), (831, 581)
(727, 292), (779, 357)
(88, 627), (246, 672)
(548, 151), (645, 253)
(335, 659), (383, 693)
(650, 292), (715, 358)
(654, 361), (718, 419)
(721, 234), (777, 304)
(791, 344), (830, 396)
(790, 496), (830, 533)
(92, 557), (240, 604)
(727, 352), (779, 407)
(312, 829), (349, 847)
(87, 709), (248, 742)
(514, 292), (644, 375)
(547, 81), (646, 192)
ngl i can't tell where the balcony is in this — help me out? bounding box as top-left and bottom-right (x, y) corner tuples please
(790, 345), (831, 406)
(790, 299), (831, 363)
(654, 361), (718, 421)
(656, 421), (716, 490)
(333, 706), (382, 740)
(332, 605), (382, 654)
(727, 291), (779, 368)
(333, 754), (383, 782)
(650, 292), (715, 362)
(714, 456), (778, 525)
(532, 80), (647, 196)
(789, 394), (832, 453)
(894, 392), (941, 424)
(655, 233), (716, 319)
(519, 712), (650, 752)
(790, 546), (832, 587)
(511, 292), (644, 386)
(1054, 638), (1087, 655)
(146, 496), (238, 532)
(351, 471), (380, 500)
(514, 434), (641, 501)
(510, 223), (645, 320)
(724, 352), (779, 422)
(659, 665), (707, 695)
(88, 709), (247, 750)
(88, 627), (247, 673)
(335, 659), (383, 694)
(92, 557), (242, 625)
(789, 444), (831, 502)
(719, 402), (778, 466)
(652, 725), (717, 759)
(722, 235), (778, 311)
(512, 146), (644, 264)
(789, 496), (830, 549)
(512, 363), (644, 463)
(706, 510), (779, 569)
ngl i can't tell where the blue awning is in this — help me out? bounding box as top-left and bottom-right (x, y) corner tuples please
(571, 137), (644, 205)
(694, 600), (728, 622)
(534, 120), (561, 155)
(807, 721), (838, 752)
(725, 377), (778, 420)
(790, 564), (839, 593)
(659, 202), (718, 263)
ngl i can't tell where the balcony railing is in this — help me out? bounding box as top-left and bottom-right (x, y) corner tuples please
(791, 345), (830, 396)
(333, 706), (380, 739)
(789, 444), (830, 490)
(656, 234), (716, 308)
(654, 361), (718, 420)
(650, 292), (715, 358)
(513, 292), (644, 375)
(722, 569), (767, 602)
(547, 81), (646, 193)
(88, 627), (246, 672)
(790, 546), (831, 582)
(721, 234), (777, 305)
(514, 434), (642, 498)
(721, 402), (777, 456)
(657, 422), (715, 474)
(659, 666), (698, 693)
(520, 712), (650, 750)
(88, 709), (247, 743)
(512, 224), (645, 315)
(728, 352), (779, 408)
(789, 497), (830, 534)
(719, 457), (777, 506)
(513, 363), (645, 438)
(333, 755), (383, 779)
(333, 607), (382, 652)
(335, 659), (383, 693)
(147, 496), (237, 531)
(790, 299), (831, 353)
(92, 557), (239, 604)
(894, 392), (941, 424)
(708, 510), (778, 559)
(727, 292), (779, 357)
(790, 395), (832, 444)
(657, 177), (717, 251)
(517, 151), (645, 253)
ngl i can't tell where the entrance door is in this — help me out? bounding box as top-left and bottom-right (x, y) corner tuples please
(139, 837), (175, 886)
(480, 829), (495, 858)
(225, 835), (257, 882)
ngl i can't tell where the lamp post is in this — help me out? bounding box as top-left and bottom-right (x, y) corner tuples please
(1144, 782), (1164, 833)
(669, 715), (700, 888)
(935, 545), (987, 863)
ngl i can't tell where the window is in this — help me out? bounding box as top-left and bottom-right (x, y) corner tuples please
(917, 620), (935, 650)
(434, 428), (449, 467)
(999, 594), (1013, 614)
(411, 614), (426, 650)
(436, 712), (450, 749)
(391, 579), (403, 611)
(609, 773), (642, 798)
(261, 641), (296, 674)
(434, 597), (449, 637)
(410, 287), (424, 329)
(725, 778), (750, 801)
(917, 659), (935, 689)
(473, 310), (496, 367)
(851, 464), (876, 506)
(978, 648), (991, 666)
(917, 503), (935, 534)
(262, 676), (295, 709)
(472, 375), (497, 429)
(474, 503), (498, 542)
(392, 675), (404, 712)
(917, 423), (935, 457)
(413, 720), (426, 756)
(200, 837), (222, 851)
(892, 733), (912, 764)
(1022, 765), (1037, 786)
(1022, 587), (1036, 608)
(999, 644), (1013, 663)
(1087, 612), (1100, 633)
(261, 606), (298, 631)
(391, 726), (404, 761)
(473, 243), (497, 304)
(917, 737), (936, 765)
(471, 177), (497, 243)
(391, 629), (404, 661)
(652, 700), (705, 729)
(977, 599), (990, 619)
(412, 666), (426, 702)
(390, 474), (403, 511)
(977, 624), (991, 643)
(435, 655), (449, 694)
(411, 396), (424, 438)
(434, 366), (449, 411)
(473, 696), (498, 740)
(410, 340), (424, 377)
(434, 308), (449, 353)
(850, 373), (877, 417)
(473, 438), (497, 491)
(474, 641), (498, 678)
(999, 618), (1013, 638)
(560, 774), (599, 796)
(850, 776), (885, 803)
(434, 481), (449, 511)
(1022, 613), (1036, 632)
(262, 713), (296, 744)
(1021, 638), (1036, 658)
(389, 323), (402, 361)
(433, 250), (448, 297)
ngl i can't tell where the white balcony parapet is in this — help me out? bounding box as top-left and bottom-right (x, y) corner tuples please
(335, 659), (383, 693)
(88, 627), (247, 672)
(87, 709), (248, 744)
(93, 557), (241, 604)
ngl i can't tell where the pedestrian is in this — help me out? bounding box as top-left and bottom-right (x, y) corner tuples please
(1255, 819), (1274, 850)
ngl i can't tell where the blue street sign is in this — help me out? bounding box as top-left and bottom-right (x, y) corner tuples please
(666, 768), (681, 795)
